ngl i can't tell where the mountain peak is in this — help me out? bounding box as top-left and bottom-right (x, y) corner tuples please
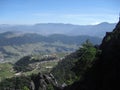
(100, 22), (109, 24)
(97, 22), (111, 26)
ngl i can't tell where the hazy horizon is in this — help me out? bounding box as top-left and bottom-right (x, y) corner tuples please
(0, 21), (117, 26)
(0, 0), (120, 25)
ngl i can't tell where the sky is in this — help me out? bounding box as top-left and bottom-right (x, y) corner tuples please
(0, 0), (120, 25)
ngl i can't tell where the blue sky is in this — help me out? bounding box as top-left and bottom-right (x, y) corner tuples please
(0, 0), (120, 25)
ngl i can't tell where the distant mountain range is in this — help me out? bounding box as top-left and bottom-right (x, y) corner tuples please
(0, 22), (116, 62)
(0, 31), (101, 62)
(0, 22), (116, 37)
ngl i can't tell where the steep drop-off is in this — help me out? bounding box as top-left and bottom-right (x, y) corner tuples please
(64, 20), (120, 90)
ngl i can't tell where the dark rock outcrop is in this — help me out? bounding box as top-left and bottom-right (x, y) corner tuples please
(31, 73), (63, 90)
(64, 20), (120, 90)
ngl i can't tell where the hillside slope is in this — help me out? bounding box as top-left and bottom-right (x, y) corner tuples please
(0, 32), (101, 62)
(64, 21), (120, 90)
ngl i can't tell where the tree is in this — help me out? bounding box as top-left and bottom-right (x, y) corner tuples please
(72, 40), (97, 77)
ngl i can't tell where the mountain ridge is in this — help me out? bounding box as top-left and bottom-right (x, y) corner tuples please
(0, 22), (116, 37)
(0, 32), (101, 62)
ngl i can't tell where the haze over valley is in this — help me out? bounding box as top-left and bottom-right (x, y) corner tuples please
(0, 0), (120, 90)
(0, 22), (116, 37)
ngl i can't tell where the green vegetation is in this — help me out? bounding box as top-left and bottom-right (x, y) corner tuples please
(0, 21), (119, 90)
(61, 21), (120, 90)
(0, 40), (100, 90)
(0, 63), (15, 80)
(0, 76), (31, 90)
(0, 32), (101, 63)
(24, 61), (58, 76)
(72, 40), (97, 76)
(0, 54), (60, 80)
(14, 54), (59, 72)
(51, 40), (98, 85)
(1, 42), (78, 63)
(22, 86), (30, 90)
(1, 23), (118, 90)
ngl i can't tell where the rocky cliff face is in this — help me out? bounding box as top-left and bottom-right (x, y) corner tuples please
(98, 20), (120, 90)
(31, 73), (64, 90)
(64, 20), (120, 90)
